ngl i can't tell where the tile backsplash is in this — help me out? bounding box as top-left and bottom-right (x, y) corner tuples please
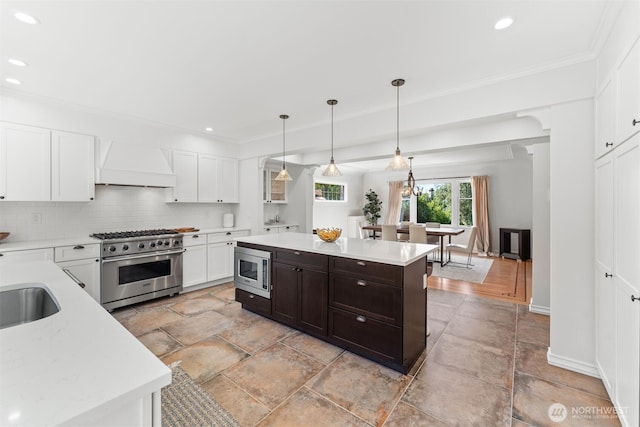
(0, 186), (236, 242)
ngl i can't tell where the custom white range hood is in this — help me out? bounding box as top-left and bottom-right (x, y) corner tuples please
(95, 140), (176, 187)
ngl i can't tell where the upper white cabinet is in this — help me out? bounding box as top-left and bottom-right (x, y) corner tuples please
(0, 122), (95, 202)
(616, 37), (640, 144)
(0, 122), (51, 201)
(263, 169), (287, 203)
(51, 130), (95, 201)
(595, 78), (616, 158)
(170, 150), (238, 203)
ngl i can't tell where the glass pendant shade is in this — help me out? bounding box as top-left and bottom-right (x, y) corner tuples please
(322, 99), (341, 176)
(387, 78), (409, 171)
(275, 114), (293, 182)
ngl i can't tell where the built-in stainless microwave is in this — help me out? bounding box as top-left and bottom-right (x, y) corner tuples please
(234, 246), (271, 299)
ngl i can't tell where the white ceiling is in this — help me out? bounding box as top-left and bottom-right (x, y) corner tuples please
(0, 0), (609, 165)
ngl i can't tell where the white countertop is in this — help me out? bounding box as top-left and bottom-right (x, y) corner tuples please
(0, 237), (101, 252)
(0, 261), (170, 427)
(236, 233), (437, 266)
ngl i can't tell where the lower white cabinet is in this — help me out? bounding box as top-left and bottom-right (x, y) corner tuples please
(207, 241), (234, 282)
(56, 258), (101, 302)
(183, 244), (207, 289)
(0, 248), (54, 263)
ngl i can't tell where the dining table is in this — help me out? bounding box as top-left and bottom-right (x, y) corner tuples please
(362, 224), (465, 266)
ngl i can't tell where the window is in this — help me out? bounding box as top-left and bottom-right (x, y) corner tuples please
(314, 182), (346, 201)
(399, 178), (472, 226)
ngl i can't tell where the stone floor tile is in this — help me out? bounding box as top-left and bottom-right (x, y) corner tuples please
(518, 305), (550, 327)
(137, 329), (182, 357)
(215, 302), (264, 326)
(116, 307), (183, 337)
(427, 301), (458, 323)
(280, 331), (344, 365)
(307, 352), (411, 426)
(446, 313), (516, 352)
(517, 320), (550, 347)
(429, 333), (514, 390)
(201, 374), (270, 426)
(427, 287), (466, 307)
(169, 294), (229, 316)
(162, 310), (235, 345)
(515, 341), (609, 399)
(257, 387), (370, 427)
(513, 372), (619, 427)
(384, 401), (452, 427)
(512, 418), (534, 426)
(403, 361), (512, 426)
(110, 306), (138, 323)
(224, 343), (324, 409)
(456, 297), (517, 326)
(211, 284), (237, 302)
(218, 317), (294, 353)
(162, 336), (249, 383)
(180, 286), (218, 299)
(426, 318), (448, 356)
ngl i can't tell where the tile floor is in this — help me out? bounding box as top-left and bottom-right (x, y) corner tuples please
(113, 283), (620, 426)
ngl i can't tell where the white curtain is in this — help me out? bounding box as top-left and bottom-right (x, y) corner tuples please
(385, 181), (404, 224)
(471, 175), (491, 255)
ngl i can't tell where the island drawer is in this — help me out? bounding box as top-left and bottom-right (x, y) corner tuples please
(328, 307), (401, 365)
(275, 248), (328, 271)
(235, 288), (271, 316)
(208, 230), (250, 244)
(329, 257), (402, 286)
(329, 275), (401, 326)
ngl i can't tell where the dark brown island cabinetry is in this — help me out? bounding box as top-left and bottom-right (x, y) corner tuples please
(235, 242), (427, 374)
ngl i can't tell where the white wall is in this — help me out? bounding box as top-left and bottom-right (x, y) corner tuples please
(312, 172), (364, 232)
(548, 99), (596, 375)
(531, 143), (551, 314)
(362, 147), (534, 251)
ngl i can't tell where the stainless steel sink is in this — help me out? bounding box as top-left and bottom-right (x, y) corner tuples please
(0, 285), (60, 329)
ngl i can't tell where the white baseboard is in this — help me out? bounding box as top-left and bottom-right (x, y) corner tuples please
(529, 303), (550, 316)
(547, 348), (601, 378)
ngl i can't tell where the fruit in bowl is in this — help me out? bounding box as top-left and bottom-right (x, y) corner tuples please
(317, 227), (342, 242)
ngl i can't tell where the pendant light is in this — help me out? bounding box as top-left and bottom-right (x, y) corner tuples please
(322, 99), (341, 176)
(406, 156), (422, 196)
(275, 114), (292, 181)
(386, 78), (410, 171)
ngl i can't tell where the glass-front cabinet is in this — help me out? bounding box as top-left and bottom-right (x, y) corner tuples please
(263, 169), (287, 203)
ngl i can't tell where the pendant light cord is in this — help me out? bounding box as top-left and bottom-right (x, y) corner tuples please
(281, 116), (286, 169)
(331, 103), (334, 160)
(396, 83), (400, 151)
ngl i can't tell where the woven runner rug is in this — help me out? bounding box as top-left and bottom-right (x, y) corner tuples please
(162, 364), (239, 427)
(431, 255), (494, 284)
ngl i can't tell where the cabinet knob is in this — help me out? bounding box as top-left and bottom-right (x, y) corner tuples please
(226, 232), (231, 235)
(193, 234), (199, 238)
(249, 294), (254, 299)
(633, 119), (639, 126)
(605, 142), (613, 147)
(174, 199), (178, 202)
(357, 261), (366, 266)
(0, 196), (4, 199)
(356, 315), (366, 323)
(632, 295), (639, 302)
(605, 273), (613, 278)
(90, 197), (94, 200)
(356, 280), (367, 286)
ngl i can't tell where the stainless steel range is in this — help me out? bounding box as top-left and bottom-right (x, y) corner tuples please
(92, 229), (184, 311)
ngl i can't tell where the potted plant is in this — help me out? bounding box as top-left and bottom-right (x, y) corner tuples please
(363, 189), (382, 225)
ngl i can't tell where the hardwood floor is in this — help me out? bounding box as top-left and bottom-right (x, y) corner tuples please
(428, 256), (532, 305)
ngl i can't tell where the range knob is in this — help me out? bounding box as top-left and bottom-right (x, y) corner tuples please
(157, 240), (163, 247)
(163, 240), (170, 246)
(173, 240), (181, 246)
(108, 245), (116, 252)
(138, 243), (145, 249)
(122, 244), (129, 251)
(150, 242), (156, 248)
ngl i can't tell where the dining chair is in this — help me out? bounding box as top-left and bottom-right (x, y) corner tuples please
(423, 222), (440, 245)
(409, 225), (427, 243)
(445, 226), (478, 268)
(358, 221), (370, 239)
(381, 225), (399, 241)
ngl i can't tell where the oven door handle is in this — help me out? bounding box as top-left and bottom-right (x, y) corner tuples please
(101, 249), (185, 263)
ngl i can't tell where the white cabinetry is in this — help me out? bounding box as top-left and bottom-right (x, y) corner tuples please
(0, 248), (54, 263)
(0, 122), (95, 202)
(595, 78), (616, 158)
(51, 131), (95, 201)
(595, 135), (639, 427)
(171, 150), (238, 203)
(54, 243), (101, 302)
(207, 230), (250, 282)
(616, 37), (640, 144)
(0, 122), (51, 201)
(263, 169), (287, 203)
(263, 224), (298, 234)
(182, 233), (207, 289)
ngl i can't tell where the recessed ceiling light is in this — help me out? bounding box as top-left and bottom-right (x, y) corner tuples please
(8, 58), (28, 67)
(14, 12), (39, 25)
(5, 78), (22, 85)
(205, 127), (213, 132)
(494, 16), (514, 30)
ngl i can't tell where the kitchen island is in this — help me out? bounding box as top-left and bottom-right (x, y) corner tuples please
(0, 261), (170, 427)
(235, 233), (437, 374)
